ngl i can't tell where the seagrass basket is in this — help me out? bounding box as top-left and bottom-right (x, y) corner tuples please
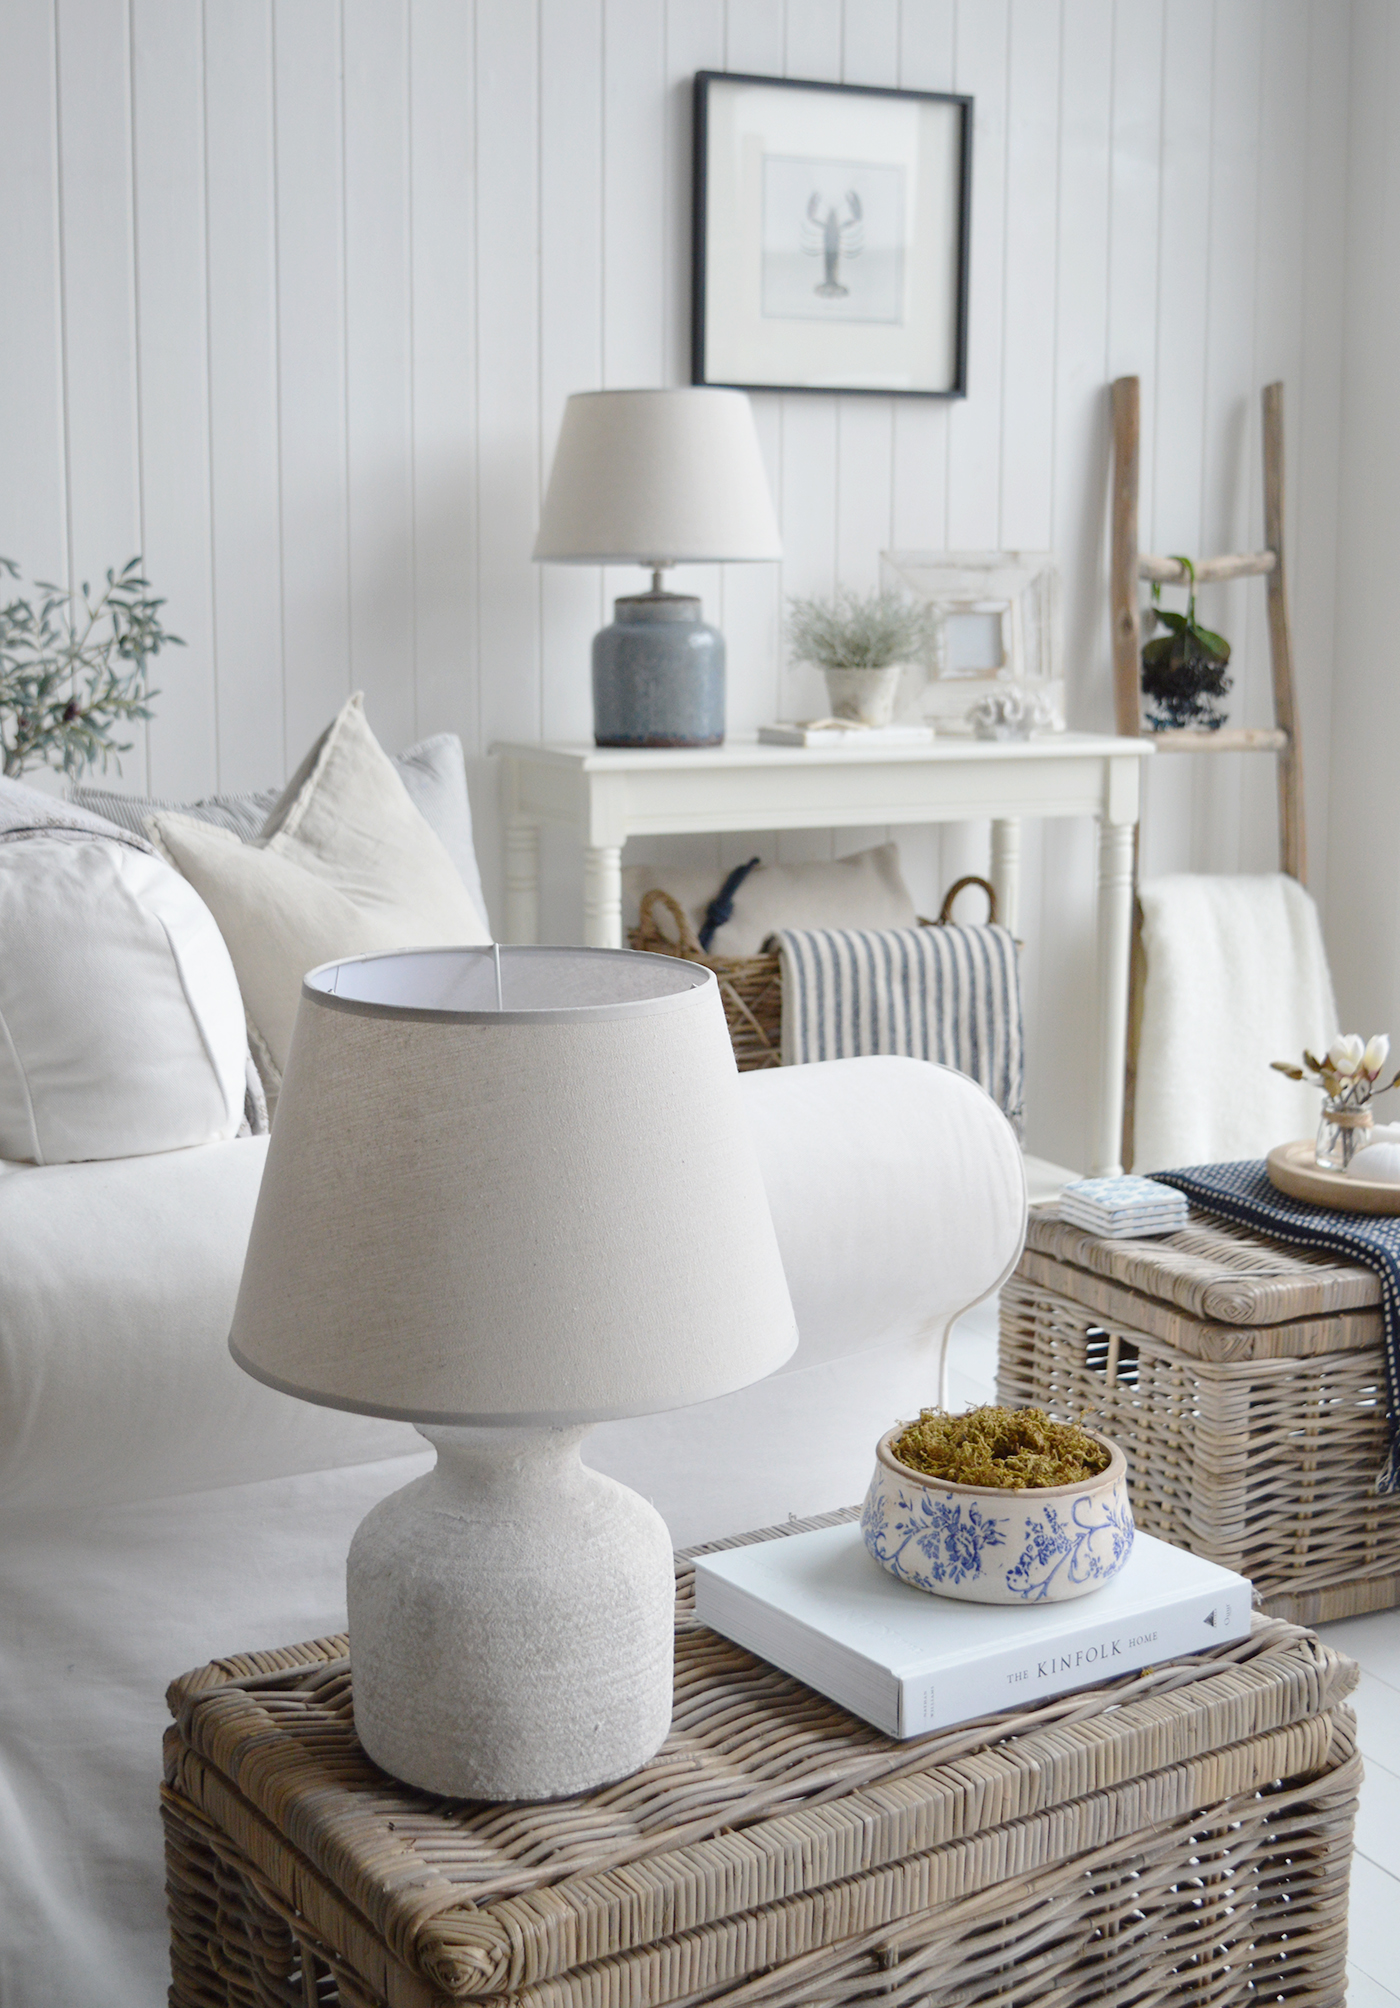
(628, 876), (996, 1071)
(999, 1205), (1400, 1623)
(162, 1508), (1360, 2008)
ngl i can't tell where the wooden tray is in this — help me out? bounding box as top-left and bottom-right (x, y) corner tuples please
(1267, 1137), (1400, 1214)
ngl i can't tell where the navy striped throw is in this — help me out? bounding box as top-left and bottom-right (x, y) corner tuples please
(773, 923), (1024, 1136)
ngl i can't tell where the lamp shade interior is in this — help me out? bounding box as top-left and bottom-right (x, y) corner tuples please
(231, 947), (798, 1427)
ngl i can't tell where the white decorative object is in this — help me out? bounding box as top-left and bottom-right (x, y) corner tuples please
(149, 694), (490, 1083)
(967, 685), (1055, 741)
(861, 1423), (1133, 1605)
(880, 551), (1064, 730)
(229, 943), (798, 1800)
(0, 820), (248, 1164)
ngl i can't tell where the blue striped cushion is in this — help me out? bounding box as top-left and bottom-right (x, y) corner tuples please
(773, 923), (1024, 1135)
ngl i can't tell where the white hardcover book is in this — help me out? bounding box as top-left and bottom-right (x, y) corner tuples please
(693, 1524), (1252, 1739)
(757, 723), (935, 748)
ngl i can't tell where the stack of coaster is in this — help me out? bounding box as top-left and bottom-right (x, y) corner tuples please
(1058, 1175), (1189, 1239)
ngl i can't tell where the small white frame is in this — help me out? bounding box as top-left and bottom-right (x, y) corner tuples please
(880, 550), (1064, 730)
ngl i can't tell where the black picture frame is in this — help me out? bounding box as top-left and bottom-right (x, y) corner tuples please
(692, 71), (972, 400)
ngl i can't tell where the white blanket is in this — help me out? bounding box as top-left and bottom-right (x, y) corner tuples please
(1133, 874), (1338, 1172)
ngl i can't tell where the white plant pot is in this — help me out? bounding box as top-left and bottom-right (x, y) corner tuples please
(821, 664), (904, 727)
(860, 1424), (1133, 1604)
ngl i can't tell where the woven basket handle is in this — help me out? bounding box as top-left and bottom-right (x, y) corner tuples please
(937, 875), (999, 927)
(637, 887), (707, 960)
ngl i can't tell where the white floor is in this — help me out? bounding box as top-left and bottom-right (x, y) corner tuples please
(951, 1297), (1400, 2008)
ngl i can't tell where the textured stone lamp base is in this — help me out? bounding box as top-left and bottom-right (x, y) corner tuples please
(347, 1425), (676, 1800)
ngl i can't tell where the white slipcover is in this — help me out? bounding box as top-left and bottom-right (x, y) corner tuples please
(0, 1056), (1024, 2008)
(0, 836), (248, 1164)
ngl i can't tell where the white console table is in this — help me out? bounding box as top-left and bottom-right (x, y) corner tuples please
(494, 733), (1152, 1177)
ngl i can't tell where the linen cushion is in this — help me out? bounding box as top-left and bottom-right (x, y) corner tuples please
(73, 729), (486, 918)
(0, 826), (249, 1164)
(623, 842), (918, 957)
(148, 694), (490, 1082)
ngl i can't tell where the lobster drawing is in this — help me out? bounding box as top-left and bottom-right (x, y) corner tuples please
(802, 190), (863, 297)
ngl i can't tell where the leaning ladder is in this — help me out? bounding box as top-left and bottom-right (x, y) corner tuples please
(1110, 375), (1305, 881)
(1111, 375), (1306, 1166)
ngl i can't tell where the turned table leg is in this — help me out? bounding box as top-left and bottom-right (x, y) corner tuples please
(504, 819), (541, 945)
(583, 845), (623, 949)
(1092, 816), (1135, 1177)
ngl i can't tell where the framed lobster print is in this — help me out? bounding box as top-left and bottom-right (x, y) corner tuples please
(692, 72), (972, 399)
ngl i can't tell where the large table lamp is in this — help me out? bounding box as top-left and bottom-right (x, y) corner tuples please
(229, 944), (797, 1800)
(533, 388), (782, 747)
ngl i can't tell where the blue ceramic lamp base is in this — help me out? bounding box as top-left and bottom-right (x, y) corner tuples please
(592, 590), (725, 748)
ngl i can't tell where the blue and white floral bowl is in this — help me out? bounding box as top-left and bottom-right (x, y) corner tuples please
(861, 1424), (1134, 1604)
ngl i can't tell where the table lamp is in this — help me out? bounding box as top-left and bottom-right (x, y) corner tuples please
(533, 388), (782, 747)
(229, 944), (797, 1801)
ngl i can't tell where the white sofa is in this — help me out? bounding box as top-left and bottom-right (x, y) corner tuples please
(0, 1056), (1025, 2008)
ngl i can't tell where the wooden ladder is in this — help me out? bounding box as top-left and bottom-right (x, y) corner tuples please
(1110, 374), (1305, 882)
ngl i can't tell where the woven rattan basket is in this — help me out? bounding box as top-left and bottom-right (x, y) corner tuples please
(162, 1508), (1360, 2008)
(999, 1205), (1400, 1624)
(628, 876), (996, 1071)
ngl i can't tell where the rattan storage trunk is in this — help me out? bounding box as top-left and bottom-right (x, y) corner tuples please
(999, 1206), (1400, 1625)
(163, 1510), (1360, 2008)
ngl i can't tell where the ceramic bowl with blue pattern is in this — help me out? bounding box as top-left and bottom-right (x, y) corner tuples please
(861, 1424), (1133, 1604)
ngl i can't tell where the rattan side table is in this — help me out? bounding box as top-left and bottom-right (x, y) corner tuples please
(163, 1511), (1361, 2008)
(999, 1206), (1400, 1624)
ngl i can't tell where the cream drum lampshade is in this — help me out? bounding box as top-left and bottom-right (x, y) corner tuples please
(230, 944), (797, 1799)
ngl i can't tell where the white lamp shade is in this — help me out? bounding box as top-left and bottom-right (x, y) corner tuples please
(532, 388), (782, 565)
(230, 946), (797, 1424)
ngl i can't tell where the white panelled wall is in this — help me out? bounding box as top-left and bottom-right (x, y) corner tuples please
(0, 0), (1353, 1172)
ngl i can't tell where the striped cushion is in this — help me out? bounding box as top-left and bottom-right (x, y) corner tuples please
(71, 782), (279, 844)
(773, 923), (1024, 1135)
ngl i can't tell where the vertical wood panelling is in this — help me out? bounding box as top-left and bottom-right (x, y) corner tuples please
(55, 0), (147, 791)
(475, 2), (540, 752)
(343, 0), (416, 755)
(539, 0), (604, 752)
(203, 0), (284, 792)
(130, 0), (216, 797)
(0, 4), (67, 586)
(6, 0), (1351, 1168)
(273, 0), (351, 763)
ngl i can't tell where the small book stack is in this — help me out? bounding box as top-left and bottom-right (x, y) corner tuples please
(1057, 1174), (1189, 1240)
(694, 1522), (1251, 1739)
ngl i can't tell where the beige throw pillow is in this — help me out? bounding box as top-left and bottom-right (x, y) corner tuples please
(149, 694), (490, 1082)
(625, 842), (918, 957)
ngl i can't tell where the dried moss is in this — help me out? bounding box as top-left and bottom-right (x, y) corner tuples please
(890, 1405), (1111, 1491)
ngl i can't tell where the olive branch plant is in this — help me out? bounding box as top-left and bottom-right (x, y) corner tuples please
(0, 556), (183, 781)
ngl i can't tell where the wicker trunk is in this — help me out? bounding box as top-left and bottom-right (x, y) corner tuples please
(999, 1206), (1400, 1624)
(163, 1510), (1359, 2008)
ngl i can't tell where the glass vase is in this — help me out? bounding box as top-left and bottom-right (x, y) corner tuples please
(1315, 1099), (1371, 1172)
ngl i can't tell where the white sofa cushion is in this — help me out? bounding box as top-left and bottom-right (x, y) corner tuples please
(0, 830), (249, 1164)
(149, 695), (491, 1079)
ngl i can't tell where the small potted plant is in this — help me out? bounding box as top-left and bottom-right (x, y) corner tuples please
(787, 587), (938, 727)
(861, 1404), (1133, 1605)
(1, 556), (182, 781)
(1140, 556), (1231, 731)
